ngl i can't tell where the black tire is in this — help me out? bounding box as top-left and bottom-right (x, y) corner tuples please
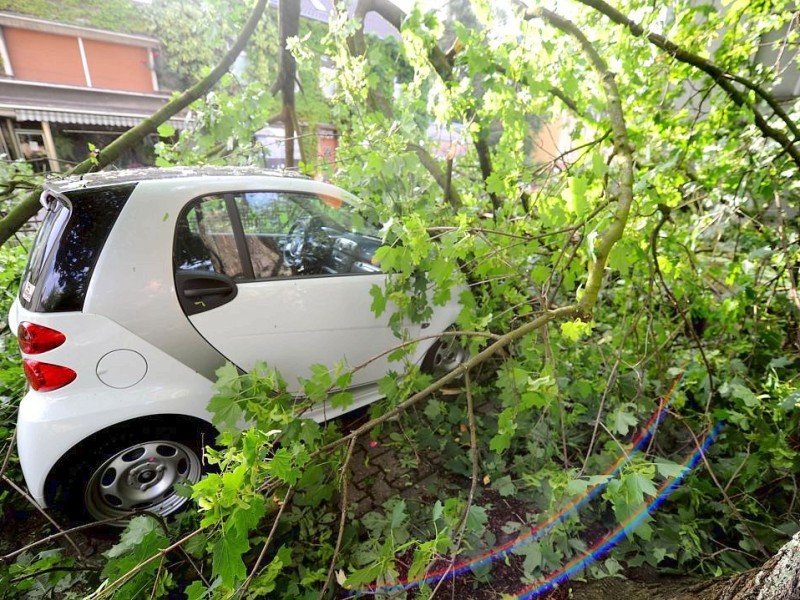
(49, 420), (210, 525)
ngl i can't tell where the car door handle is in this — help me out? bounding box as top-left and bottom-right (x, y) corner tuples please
(175, 271), (238, 316)
(184, 286), (233, 297)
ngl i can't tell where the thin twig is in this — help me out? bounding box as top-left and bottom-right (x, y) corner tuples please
(2, 515), (132, 562)
(149, 555), (166, 600)
(650, 206), (716, 415)
(238, 486), (295, 596)
(0, 428), (17, 478)
(319, 437), (358, 599)
(1, 474), (83, 559)
(580, 355), (622, 476)
(774, 190), (800, 312)
(85, 527), (207, 600)
(677, 419), (769, 559)
(427, 371), (480, 599)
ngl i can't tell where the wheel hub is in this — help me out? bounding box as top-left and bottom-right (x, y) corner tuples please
(127, 460), (166, 491)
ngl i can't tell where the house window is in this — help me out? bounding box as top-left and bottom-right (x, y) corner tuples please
(16, 130), (49, 172)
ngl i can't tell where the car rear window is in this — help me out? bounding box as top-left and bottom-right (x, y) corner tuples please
(19, 183), (135, 313)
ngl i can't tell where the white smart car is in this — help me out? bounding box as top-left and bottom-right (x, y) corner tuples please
(9, 167), (463, 522)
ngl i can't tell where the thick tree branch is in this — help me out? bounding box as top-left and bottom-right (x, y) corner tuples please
(576, 0), (800, 175)
(525, 8), (634, 316)
(273, 0), (301, 169)
(0, 0), (268, 247)
(348, 0), (462, 207)
(407, 143), (462, 207)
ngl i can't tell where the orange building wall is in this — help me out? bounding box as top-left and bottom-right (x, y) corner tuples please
(4, 28), (85, 86)
(83, 39), (153, 92)
(318, 135), (337, 166)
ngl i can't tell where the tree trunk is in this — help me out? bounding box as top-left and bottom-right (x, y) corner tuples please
(569, 531), (800, 600)
(0, 0), (268, 248)
(273, 0), (300, 169)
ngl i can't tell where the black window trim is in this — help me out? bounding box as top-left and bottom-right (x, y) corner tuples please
(225, 192), (255, 280)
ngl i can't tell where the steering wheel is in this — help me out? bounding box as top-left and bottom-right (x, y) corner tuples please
(283, 219), (309, 269)
(284, 216), (333, 271)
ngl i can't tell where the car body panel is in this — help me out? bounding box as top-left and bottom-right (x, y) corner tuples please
(14, 306), (215, 505)
(190, 274), (419, 390)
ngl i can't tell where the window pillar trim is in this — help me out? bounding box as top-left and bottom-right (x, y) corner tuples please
(225, 193), (255, 280)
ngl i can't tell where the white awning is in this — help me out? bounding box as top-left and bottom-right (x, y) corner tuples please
(16, 108), (188, 130)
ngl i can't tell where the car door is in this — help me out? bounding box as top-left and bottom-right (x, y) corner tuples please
(173, 190), (414, 392)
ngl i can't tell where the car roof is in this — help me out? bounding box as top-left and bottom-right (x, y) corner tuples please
(45, 166), (311, 194)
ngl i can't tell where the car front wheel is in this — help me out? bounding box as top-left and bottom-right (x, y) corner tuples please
(421, 334), (470, 377)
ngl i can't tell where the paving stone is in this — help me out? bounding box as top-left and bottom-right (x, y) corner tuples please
(348, 485), (367, 504)
(476, 401), (496, 415)
(366, 449), (397, 472)
(370, 477), (394, 506)
(350, 457), (380, 483)
(354, 497), (374, 517)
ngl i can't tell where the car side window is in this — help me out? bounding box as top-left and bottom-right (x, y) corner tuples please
(234, 191), (382, 280)
(175, 196), (245, 279)
(235, 192), (299, 279)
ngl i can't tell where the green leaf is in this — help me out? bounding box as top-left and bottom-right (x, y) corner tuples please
(604, 556), (623, 576)
(267, 447), (300, 485)
(233, 495), (266, 536)
(330, 391), (353, 410)
(492, 475), (517, 497)
(729, 383), (760, 407)
(424, 399), (445, 421)
(369, 284), (387, 316)
(390, 499), (408, 529)
(207, 393), (244, 435)
(185, 580), (208, 600)
(565, 175), (589, 215)
(609, 406), (638, 436)
(655, 460), (684, 478)
(627, 472), (658, 503)
(780, 389), (800, 412)
(157, 123), (175, 137)
(105, 516), (159, 559)
(212, 525), (249, 588)
(513, 542), (542, 578)
(560, 319), (593, 342)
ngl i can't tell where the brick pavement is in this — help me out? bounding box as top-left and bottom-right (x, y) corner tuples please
(347, 434), (450, 516)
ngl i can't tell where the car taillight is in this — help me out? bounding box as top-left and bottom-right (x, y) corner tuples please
(17, 322), (66, 354)
(22, 359), (76, 392)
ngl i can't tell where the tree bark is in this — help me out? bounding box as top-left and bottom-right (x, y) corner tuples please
(564, 531), (800, 600)
(272, 0), (301, 169)
(0, 0), (268, 248)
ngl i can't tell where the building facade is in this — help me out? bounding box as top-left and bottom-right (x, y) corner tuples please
(0, 12), (186, 172)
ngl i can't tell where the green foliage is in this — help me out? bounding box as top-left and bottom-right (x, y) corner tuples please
(0, 244), (27, 490)
(101, 517), (171, 599)
(149, 0), (332, 166)
(0, 549), (91, 599)
(0, 0), (148, 34)
(5, 0), (800, 597)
